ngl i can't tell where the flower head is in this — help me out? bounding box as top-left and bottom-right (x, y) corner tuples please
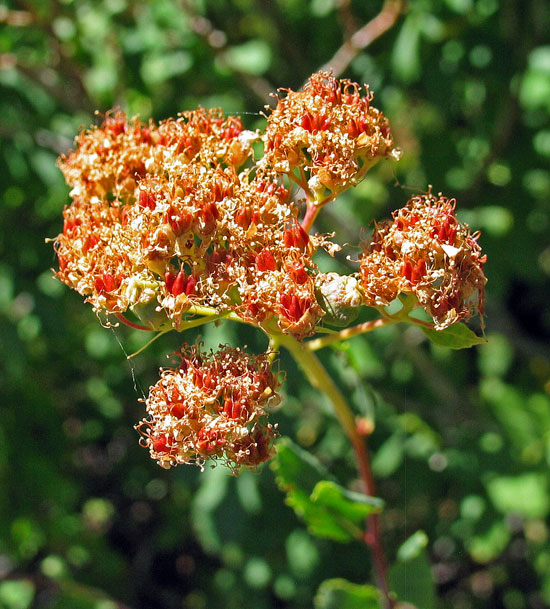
(359, 192), (487, 329)
(137, 345), (280, 470)
(52, 108), (328, 338)
(263, 71), (399, 193)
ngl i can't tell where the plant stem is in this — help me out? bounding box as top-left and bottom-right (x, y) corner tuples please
(127, 329), (169, 359)
(301, 193), (335, 233)
(278, 334), (394, 609)
(301, 202), (320, 232)
(114, 312), (156, 331)
(307, 316), (397, 351)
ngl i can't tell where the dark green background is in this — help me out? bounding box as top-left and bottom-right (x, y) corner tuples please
(1, 1), (549, 608)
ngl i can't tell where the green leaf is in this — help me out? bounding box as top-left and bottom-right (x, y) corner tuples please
(391, 12), (422, 82)
(396, 530), (429, 562)
(421, 322), (486, 349)
(311, 481), (383, 521)
(271, 439), (382, 542)
(191, 466), (230, 553)
(0, 580), (35, 609)
(141, 51), (192, 86)
(389, 531), (437, 609)
(371, 432), (405, 478)
(223, 40), (272, 76)
(466, 521), (511, 564)
(485, 473), (550, 518)
(272, 437), (330, 495)
(314, 578), (383, 609)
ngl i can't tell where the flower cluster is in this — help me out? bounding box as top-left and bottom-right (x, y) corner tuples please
(137, 345), (280, 470)
(263, 71), (400, 194)
(359, 193), (487, 329)
(52, 72), (487, 471)
(54, 110), (326, 338)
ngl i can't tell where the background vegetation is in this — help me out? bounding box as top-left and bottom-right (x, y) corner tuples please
(1, 0), (549, 607)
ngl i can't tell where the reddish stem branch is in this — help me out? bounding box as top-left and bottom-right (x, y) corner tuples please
(114, 312), (156, 332)
(319, 0), (403, 78)
(301, 203), (321, 233)
(351, 436), (394, 608)
(279, 336), (394, 608)
(307, 316), (397, 351)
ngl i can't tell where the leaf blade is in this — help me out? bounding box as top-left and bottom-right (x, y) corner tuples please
(421, 322), (486, 349)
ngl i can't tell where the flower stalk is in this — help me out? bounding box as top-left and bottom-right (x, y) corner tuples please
(277, 333), (394, 609)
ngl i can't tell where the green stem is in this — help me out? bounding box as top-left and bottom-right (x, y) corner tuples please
(186, 304), (244, 323)
(278, 334), (394, 609)
(267, 334), (281, 363)
(127, 329), (170, 359)
(179, 311), (229, 331)
(307, 316), (397, 351)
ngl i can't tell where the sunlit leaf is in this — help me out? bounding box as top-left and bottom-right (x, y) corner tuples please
(421, 322), (486, 349)
(311, 480), (383, 520)
(486, 473), (550, 518)
(314, 578), (382, 609)
(223, 40), (271, 76)
(272, 439), (382, 542)
(389, 531), (437, 609)
(391, 12), (422, 82)
(0, 580), (35, 609)
(466, 521), (511, 564)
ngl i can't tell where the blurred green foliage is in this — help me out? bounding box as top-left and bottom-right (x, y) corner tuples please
(1, 0), (550, 608)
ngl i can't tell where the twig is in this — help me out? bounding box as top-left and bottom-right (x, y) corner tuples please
(336, 0), (361, 38)
(307, 317), (397, 351)
(114, 312), (156, 332)
(319, 0), (403, 78)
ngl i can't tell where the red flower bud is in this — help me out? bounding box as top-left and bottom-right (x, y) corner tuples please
(139, 191), (156, 210)
(288, 264), (308, 285)
(280, 293), (310, 322)
(166, 206), (192, 236)
(255, 249), (277, 272)
(171, 403), (187, 419)
(152, 435), (170, 454)
(171, 270), (187, 296)
(185, 274), (196, 296)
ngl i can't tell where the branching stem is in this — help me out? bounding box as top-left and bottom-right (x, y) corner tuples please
(114, 312), (156, 332)
(277, 334), (394, 609)
(306, 316), (397, 351)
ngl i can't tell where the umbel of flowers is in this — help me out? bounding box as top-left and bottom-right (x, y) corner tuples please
(51, 71), (486, 471)
(359, 192), (486, 330)
(137, 345), (280, 470)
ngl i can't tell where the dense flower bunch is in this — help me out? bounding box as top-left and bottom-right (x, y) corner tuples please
(359, 193), (486, 329)
(263, 71), (400, 194)
(54, 109), (328, 338)
(52, 71), (486, 470)
(137, 345), (280, 470)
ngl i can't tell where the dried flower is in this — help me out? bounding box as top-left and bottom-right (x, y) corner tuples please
(263, 71), (400, 194)
(359, 192), (486, 329)
(315, 272), (363, 327)
(52, 106), (332, 337)
(136, 345), (280, 470)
